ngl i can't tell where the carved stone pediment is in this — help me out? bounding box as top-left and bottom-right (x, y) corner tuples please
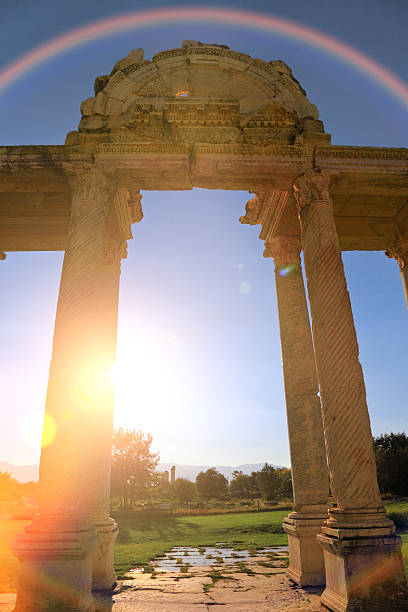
(68, 42), (328, 150)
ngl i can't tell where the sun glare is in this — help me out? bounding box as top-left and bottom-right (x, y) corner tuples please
(113, 332), (185, 432)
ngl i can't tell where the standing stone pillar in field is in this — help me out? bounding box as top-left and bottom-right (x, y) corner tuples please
(386, 238), (408, 309)
(265, 235), (329, 587)
(293, 168), (408, 612)
(13, 164), (127, 611)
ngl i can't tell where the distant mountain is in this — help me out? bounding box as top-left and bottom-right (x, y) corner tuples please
(0, 462), (38, 483)
(158, 462), (284, 482)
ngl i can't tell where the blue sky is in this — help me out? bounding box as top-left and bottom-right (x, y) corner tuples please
(0, 0), (407, 467)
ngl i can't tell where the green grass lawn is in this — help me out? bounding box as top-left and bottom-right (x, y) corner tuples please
(1, 503), (407, 592)
(114, 510), (288, 578)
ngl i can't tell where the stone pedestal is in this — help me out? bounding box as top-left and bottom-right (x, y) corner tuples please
(283, 508), (327, 586)
(13, 516), (97, 612)
(90, 516), (119, 592)
(265, 234), (329, 587)
(294, 169), (408, 611)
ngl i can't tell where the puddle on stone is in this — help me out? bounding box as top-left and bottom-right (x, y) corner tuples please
(152, 545), (288, 572)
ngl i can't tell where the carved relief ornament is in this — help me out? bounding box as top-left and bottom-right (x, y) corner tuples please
(63, 164), (116, 207)
(104, 237), (128, 266)
(128, 190), (144, 224)
(293, 168), (333, 211)
(385, 239), (408, 270)
(264, 236), (301, 266)
(239, 193), (263, 225)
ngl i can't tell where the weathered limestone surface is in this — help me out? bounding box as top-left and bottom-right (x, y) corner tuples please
(4, 42), (408, 612)
(240, 192), (329, 587)
(0, 550), (324, 611)
(293, 168), (408, 611)
(266, 233), (329, 587)
(13, 165), (134, 610)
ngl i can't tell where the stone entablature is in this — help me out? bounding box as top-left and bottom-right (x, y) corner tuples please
(0, 143), (407, 253)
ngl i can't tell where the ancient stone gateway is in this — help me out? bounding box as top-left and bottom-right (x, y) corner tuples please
(1, 41), (408, 611)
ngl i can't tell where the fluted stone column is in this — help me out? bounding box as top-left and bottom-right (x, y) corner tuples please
(386, 238), (408, 309)
(265, 236), (329, 586)
(13, 164), (122, 611)
(294, 168), (408, 612)
(86, 236), (125, 593)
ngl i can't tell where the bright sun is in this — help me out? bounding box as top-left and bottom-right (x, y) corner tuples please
(112, 331), (186, 433)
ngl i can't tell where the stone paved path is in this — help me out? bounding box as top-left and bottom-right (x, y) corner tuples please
(0, 551), (324, 610)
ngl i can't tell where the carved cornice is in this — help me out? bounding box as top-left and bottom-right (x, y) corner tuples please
(0, 251), (6, 261)
(385, 239), (408, 270)
(264, 236), (301, 265)
(104, 236), (127, 266)
(293, 168), (333, 211)
(63, 164), (116, 207)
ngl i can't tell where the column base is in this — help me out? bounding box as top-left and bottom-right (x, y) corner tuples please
(91, 516), (119, 592)
(283, 509), (327, 586)
(12, 515), (97, 612)
(318, 530), (408, 612)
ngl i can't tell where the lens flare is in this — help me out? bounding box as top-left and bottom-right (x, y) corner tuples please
(279, 264), (296, 277)
(41, 413), (57, 448)
(239, 281), (252, 294)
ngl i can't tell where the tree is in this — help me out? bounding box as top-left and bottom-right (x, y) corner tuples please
(170, 478), (196, 504)
(257, 464), (281, 500)
(257, 464), (293, 501)
(373, 432), (408, 497)
(278, 468), (293, 500)
(0, 472), (18, 501)
(229, 470), (253, 498)
(196, 468), (228, 500)
(111, 429), (159, 508)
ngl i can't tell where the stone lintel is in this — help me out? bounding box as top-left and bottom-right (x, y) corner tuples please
(0, 144), (407, 252)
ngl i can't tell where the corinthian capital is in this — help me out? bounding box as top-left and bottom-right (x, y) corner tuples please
(239, 192), (264, 225)
(63, 164), (116, 207)
(264, 236), (301, 266)
(385, 238), (408, 271)
(293, 169), (332, 210)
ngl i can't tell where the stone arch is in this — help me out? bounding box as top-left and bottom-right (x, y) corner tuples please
(66, 42), (329, 148)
